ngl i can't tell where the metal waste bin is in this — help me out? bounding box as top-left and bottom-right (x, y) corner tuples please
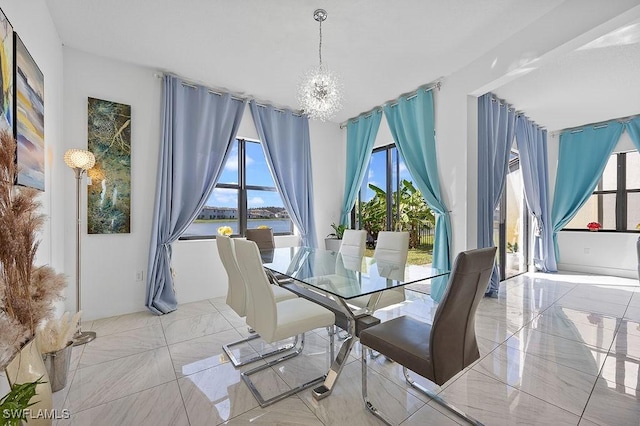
(42, 342), (72, 392)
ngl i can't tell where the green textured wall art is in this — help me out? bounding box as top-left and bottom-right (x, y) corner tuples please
(87, 97), (131, 234)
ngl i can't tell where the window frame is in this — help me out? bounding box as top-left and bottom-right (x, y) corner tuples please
(179, 138), (294, 240)
(563, 150), (640, 233)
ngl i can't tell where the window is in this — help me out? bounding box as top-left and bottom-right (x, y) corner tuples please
(181, 139), (293, 239)
(354, 144), (435, 264)
(565, 150), (640, 231)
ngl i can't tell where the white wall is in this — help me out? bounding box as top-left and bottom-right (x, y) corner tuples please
(0, 0), (65, 271)
(0, 0), (64, 396)
(557, 232), (638, 278)
(62, 48), (162, 320)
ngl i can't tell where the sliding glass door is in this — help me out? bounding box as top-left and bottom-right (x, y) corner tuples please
(496, 151), (529, 280)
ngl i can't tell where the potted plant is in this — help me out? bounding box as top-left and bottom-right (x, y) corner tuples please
(38, 312), (81, 392)
(325, 223), (345, 252)
(0, 377), (46, 426)
(587, 222), (601, 231)
(0, 130), (67, 422)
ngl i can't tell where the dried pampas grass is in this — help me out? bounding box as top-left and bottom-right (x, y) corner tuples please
(0, 130), (67, 369)
(38, 312), (81, 353)
(0, 313), (30, 369)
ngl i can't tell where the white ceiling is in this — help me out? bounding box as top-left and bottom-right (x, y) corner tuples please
(45, 1), (639, 129)
(493, 20), (640, 132)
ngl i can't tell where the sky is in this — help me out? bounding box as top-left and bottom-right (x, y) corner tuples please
(206, 140), (287, 209)
(206, 141), (414, 209)
(361, 147), (412, 202)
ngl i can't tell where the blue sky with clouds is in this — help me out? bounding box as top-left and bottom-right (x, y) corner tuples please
(207, 141), (286, 209)
(361, 147), (411, 202)
(207, 142), (413, 209)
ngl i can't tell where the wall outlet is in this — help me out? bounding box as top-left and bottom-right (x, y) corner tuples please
(583, 248), (590, 254)
(136, 270), (144, 281)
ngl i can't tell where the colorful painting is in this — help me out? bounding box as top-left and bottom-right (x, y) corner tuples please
(87, 97), (131, 234)
(15, 34), (44, 191)
(0, 8), (13, 134)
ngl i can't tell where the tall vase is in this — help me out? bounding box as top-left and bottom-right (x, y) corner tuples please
(5, 338), (53, 426)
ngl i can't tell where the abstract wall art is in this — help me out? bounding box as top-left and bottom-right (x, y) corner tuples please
(87, 97), (131, 234)
(15, 34), (44, 191)
(0, 8), (13, 135)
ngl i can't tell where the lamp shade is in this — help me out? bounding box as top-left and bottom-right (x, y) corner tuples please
(64, 149), (95, 170)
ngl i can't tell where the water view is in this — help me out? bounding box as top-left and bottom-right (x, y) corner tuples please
(183, 219), (293, 237)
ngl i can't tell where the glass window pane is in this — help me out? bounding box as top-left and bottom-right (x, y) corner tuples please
(184, 188), (239, 237)
(391, 148), (399, 231)
(245, 141), (276, 187)
(627, 192), (640, 231)
(217, 140), (239, 184)
(360, 150), (388, 236)
(598, 154), (617, 191)
(626, 151), (640, 190)
(565, 193), (616, 230)
(247, 189), (292, 234)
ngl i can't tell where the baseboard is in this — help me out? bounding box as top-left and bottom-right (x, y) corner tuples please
(557, 263), (639, 280)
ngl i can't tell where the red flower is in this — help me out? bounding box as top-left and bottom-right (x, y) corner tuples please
(587, 222), (601, 230)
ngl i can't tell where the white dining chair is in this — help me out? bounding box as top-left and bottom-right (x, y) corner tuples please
(234, 239), (336, 407)
(339, 229), (367, 258)
(348, 231), (409, 311)
(216, 235), (297, 367)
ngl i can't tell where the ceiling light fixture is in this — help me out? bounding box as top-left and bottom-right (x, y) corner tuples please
(297, 8), (343, 122)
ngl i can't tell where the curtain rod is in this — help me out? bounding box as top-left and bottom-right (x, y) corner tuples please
(550, 112), (639, 137)
(154, 72), (304, 117)
(339, 80), (442, 129)
(491, 94), (546, 130)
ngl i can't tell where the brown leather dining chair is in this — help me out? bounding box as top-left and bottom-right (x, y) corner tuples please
(359, 247), (496, 426)
(245, 228), (276, 250)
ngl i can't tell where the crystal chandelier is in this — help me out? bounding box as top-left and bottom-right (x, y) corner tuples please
(297, 9), (343, 122)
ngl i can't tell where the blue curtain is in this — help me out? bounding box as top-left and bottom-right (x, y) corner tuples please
(551, 122), (625, 261)
(250, 101), (318, 247)
(626, 117), (640, 151)
(477, 94), (516, 296)
(340, 111), (382, 225)
(383, 90), (452, 302)
(146, 75), (246, 315)
(515, 116), (557, 272)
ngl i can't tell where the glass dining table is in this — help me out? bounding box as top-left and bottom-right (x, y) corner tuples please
(261, 246), (449, 401)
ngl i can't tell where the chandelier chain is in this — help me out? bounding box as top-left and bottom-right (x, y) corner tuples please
(318, 19), (322, 67)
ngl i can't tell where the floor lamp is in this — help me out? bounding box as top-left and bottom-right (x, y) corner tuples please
(64, 149), (97, 346)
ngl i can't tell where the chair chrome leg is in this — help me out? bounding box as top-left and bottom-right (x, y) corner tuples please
(329, 325), (335, 361)
(361, 344), (393, 426)
(223, 333), (299, 368)
(403, 367), (484, 426)
(241, 333), (327, 407)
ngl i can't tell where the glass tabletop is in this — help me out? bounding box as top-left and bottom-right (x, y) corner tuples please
(261, 246), (449, 300)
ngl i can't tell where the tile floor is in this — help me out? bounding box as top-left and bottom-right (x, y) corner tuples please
(52, 272), (640, 425)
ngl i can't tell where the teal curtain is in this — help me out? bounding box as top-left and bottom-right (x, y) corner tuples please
(340, 111), (382, 225)
(383, 90), (451, 302)
(551, 122), (625, 261)
(626, 117), (640, 151)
